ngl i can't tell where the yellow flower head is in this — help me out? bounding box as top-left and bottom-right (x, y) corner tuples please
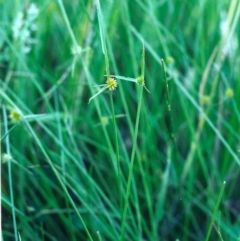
(88, 77), (118, 103)
(225, 88), (234, 98)
(106, 78), (117, 91)
(9, 110), (22, 122)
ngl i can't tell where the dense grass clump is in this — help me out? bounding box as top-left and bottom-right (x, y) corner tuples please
(1, 0), (240, 240)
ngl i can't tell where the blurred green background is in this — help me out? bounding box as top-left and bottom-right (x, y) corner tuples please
(1, 0), (240, 240)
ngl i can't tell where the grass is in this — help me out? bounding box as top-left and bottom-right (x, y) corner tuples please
(1, 0), (240, 240)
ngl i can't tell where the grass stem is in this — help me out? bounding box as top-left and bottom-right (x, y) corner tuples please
(110, 92), (122, 215)
(205, 181), (226, 241)
(3, 105), (18, 241)
(120, 84), (144, 241)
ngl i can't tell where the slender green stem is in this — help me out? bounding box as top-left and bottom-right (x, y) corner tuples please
(205, 181), (226, 241)
(96, 0), (110, 77)
(155, 145), (172, 222)
(1, 123), (20, 142)
(96, 0), (121, 216)
(105, 52), (110, 78)
(110, 92), (122, 214)
(54, 92), (65, 178)
(141, 43), (145, 78)
(18, 232), (22, 241)
(96, 231), (102, 241)
(161, 59), (176, 148)
(96, 0), (120, 206)
(120, 84), (144, 241)
(57, 0), (79, 48)
(54, 92), (76, 241)
(120, 43), (145, 240)
(57, 0), (81, 76)
(213, 222), (224, 241)
(2, 105), (18, 241)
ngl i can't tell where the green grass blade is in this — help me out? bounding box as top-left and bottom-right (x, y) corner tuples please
(205, 181), (226, 241)
(2, 105), (18, 241)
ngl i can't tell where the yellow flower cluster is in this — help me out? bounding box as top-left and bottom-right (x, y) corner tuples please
(106, 78), (117, 91)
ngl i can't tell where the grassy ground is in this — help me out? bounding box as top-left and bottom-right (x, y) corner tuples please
(1, 0), (240, 240)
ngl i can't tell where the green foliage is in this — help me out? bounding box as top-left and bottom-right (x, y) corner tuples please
(1, 0), (240, 240)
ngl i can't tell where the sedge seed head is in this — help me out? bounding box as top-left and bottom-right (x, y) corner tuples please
(166, 56), (175, 64)
(225, 88), (234, 98)
(101, 117), (109, 126)
(2, 153), (12, 163)
(106, 78), (117, 91)
(9, 110), (22, 122)
(137, 76), (145, 86)
(201, 95), (211, 104)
